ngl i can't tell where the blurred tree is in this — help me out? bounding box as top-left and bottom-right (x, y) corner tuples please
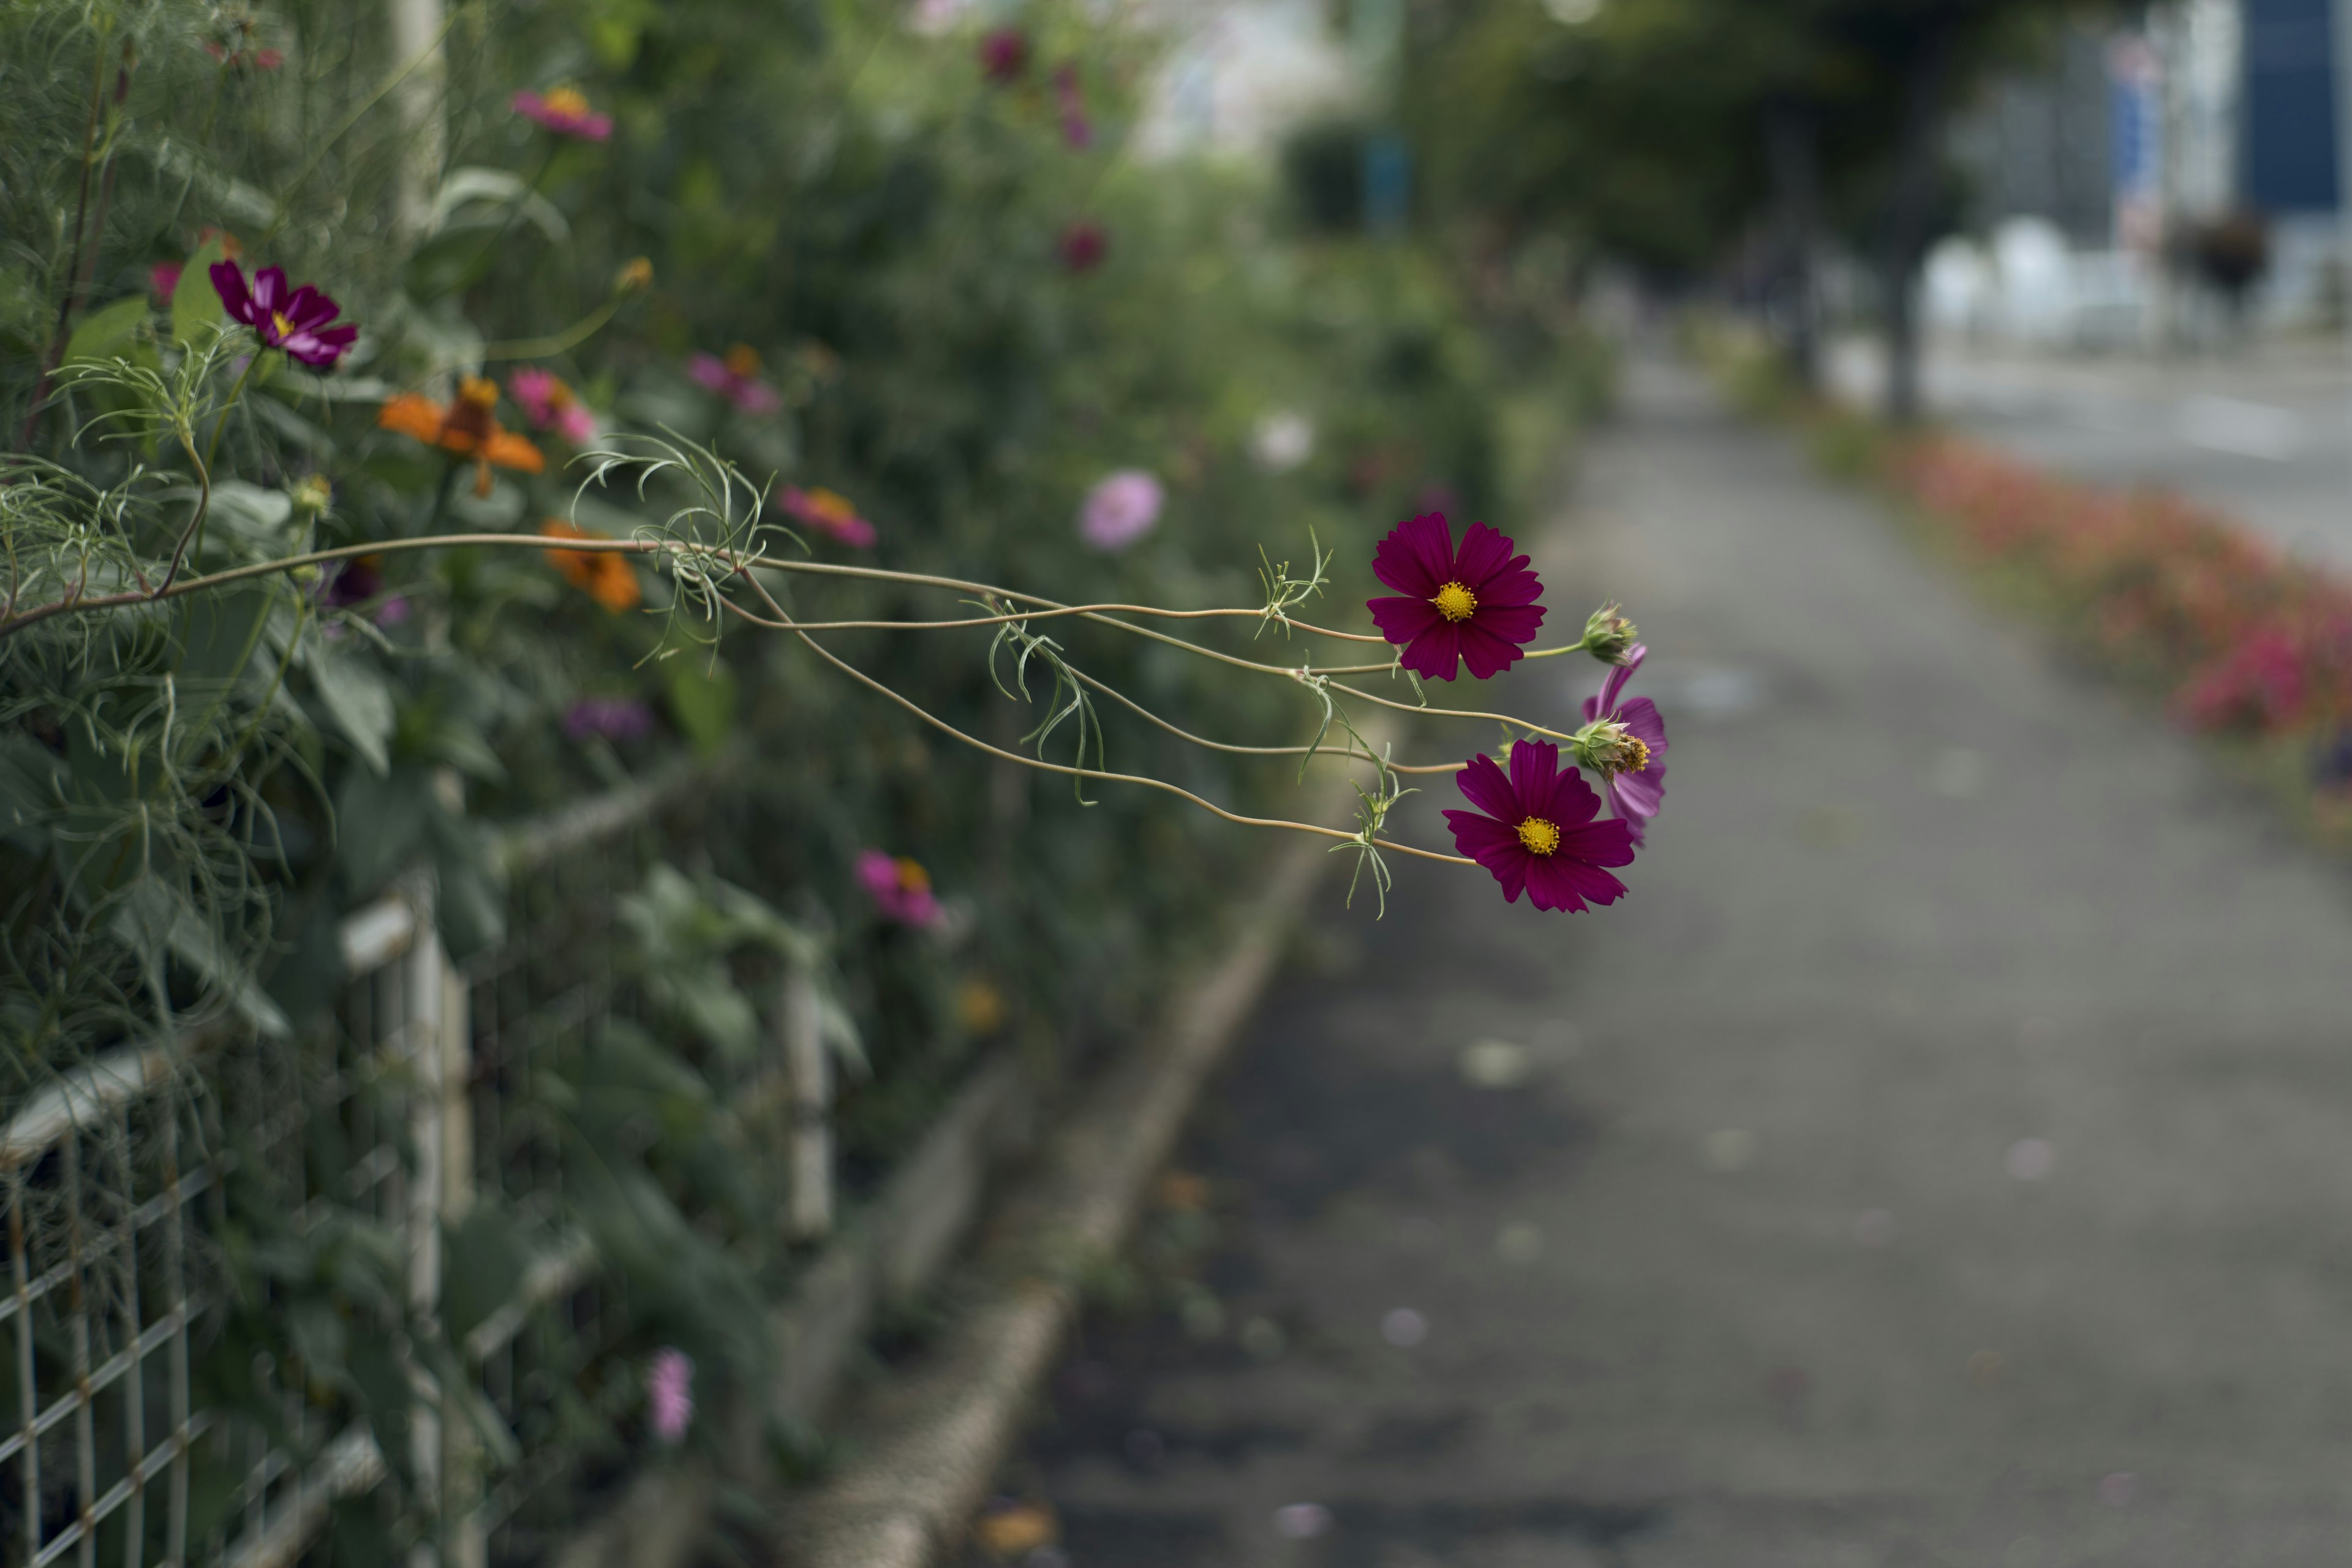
(1406, 0), (2124, 418)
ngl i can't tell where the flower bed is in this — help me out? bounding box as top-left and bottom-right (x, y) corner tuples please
(1890, 435), (2352, 834)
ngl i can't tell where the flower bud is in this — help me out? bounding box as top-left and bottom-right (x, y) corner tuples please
(289, 564), (323, 588)
(290, 474), (333, 512)
(1572, 718), (1651, 778)
(616, 256), (654, 293)
(1583, 601), (1638, 666)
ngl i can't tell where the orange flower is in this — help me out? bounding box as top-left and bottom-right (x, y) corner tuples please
(538, 520), (641, 612)
(379, 376), (546, 496)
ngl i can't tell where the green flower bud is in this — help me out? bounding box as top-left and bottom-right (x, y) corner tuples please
(1583, 601), (1638, 666)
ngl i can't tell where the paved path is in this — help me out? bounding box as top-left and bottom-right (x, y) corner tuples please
(974, 360), (2352, 1567)
(1828, 334), (2352, 570)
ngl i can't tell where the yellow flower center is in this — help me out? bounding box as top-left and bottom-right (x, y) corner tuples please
(270, 311), (293, 339)
(1431, 581), (1478, 622)
(1618, 736), (1651, 774)
(894, 857), (931, 894)
(458, 375), (500, 408)
(543, 86), (591, 118)
(724, 344), (763, 377)
(1517, 816), (1561, 856)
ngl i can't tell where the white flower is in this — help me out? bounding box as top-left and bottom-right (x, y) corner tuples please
(1250, 410), (1314, 473)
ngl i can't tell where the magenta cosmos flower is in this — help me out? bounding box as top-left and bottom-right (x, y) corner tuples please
(508, 368), (599, 444)
(1578, 643), (1668, 842)
(1443, 740), (1634, 913)
(858, 850), (944, 927)
(208, 262), (357, 368)
(777, 485), (877, 548)
(513, 86), (612, 141)
(1366, 513), (1546, 681)
(688, 345), (783, 415)
(1079, 470), (1163, 551)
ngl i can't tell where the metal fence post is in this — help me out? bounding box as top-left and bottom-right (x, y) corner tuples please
(402, 878), (445, 1568)
(783, 971), (832, 1240)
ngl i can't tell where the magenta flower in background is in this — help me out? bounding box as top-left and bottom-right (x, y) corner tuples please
(775, 486), (878, 549)
(1366, 513), (1546, 681)
(687, 345), (783, 415)
(1058, 221), (1107, 274)
(646, 1349), (694, 1444)
(979, 28), (1029, 82)
(1079, 470), (1164, 552)
(858, 850), (944, 928)
(209, 262), (357, 368)
(513, 86), (612, 141)
(1053, 63), (1093, 147)
(1443, 741), (1635, 913)
(564, 697), (655, 744)
(150, 262), (183, 301)
(1579, 643), (1669, 843)
(508, 368), (600, 445)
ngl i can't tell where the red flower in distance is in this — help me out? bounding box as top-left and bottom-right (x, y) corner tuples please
(979, 28), (1029, 82)
(1366, 513), (1545, 680)
(1058, 222), (1107, 273)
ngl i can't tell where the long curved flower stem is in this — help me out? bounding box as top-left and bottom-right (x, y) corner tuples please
(774, 612), (1472, 867)
(1064, 666), (1466, 773)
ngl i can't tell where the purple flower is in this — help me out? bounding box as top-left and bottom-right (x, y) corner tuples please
(1366, 513), (1546, 681)
(209, 262), (358, 368)
(687, 345), (783, 415)
(857, 850), (944, 928)
(564, 697), (655, 744)
(646, 1348), (694, 1443)
(513, 86), (613, 141)
(1053, 64), (1092, 148)
(1442, 740), (1634, 913)
(1577, 643), (1668, 842)
(1078, 470), (1164, 551)
(979, 28), (1029, 82)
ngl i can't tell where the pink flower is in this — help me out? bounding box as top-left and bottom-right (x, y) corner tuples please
(508, 368), (600, 445)
(513, 86), (612, 141)
(979, 28), (1029, 83)
(857, 850), (944, 928)
(1058, 222), (1107, 274)
(1365, 513), (1547, 681)
(776, 486), (877, 549)
(150, 262), (182, 301)
(687, 345), (783, 415)
(646, 1349), (694, 1443)
(1078, 470), (1163, 552)
(1577, 643), (1668, 843)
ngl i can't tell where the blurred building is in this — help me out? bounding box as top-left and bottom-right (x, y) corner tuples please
(1939, 0), (2351, 343)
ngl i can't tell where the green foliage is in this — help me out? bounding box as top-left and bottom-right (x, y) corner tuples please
(1, 0), (1512, 1540)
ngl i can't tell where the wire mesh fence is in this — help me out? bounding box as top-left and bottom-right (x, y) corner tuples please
(2, 763), (824, 1568)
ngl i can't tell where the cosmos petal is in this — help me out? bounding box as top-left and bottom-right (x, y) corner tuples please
(1507, 737), (1560, 810)
(1522, 855), (1588, 913)
(209, 262), (251, 322)
(1452, 753), (1519, 822)
(250, 266), (290, 315)
(1473, 601), (1545, 645)
(1368, 595), (1442, 647)
(1371, 513), (1452, 598)
(1457, 622), (1526, 679)
(1452, 521), (1515, 587)
(1558, 815), (1636, 867)
(1543, 767), (1604, 827)
(1557, 858), (1630, 907)
(1401, 620), (1463, 680)
(1476, 564), (1545, 608)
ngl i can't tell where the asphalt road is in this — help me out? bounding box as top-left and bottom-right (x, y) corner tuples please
(1828, 335), (2352, 570)
(971, 358), (2352, 1567)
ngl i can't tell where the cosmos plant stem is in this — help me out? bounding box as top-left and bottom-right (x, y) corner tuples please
(0, 527), (1624, 875)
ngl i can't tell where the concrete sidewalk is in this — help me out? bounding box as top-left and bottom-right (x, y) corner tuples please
(973, 360), (2352, 1566)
